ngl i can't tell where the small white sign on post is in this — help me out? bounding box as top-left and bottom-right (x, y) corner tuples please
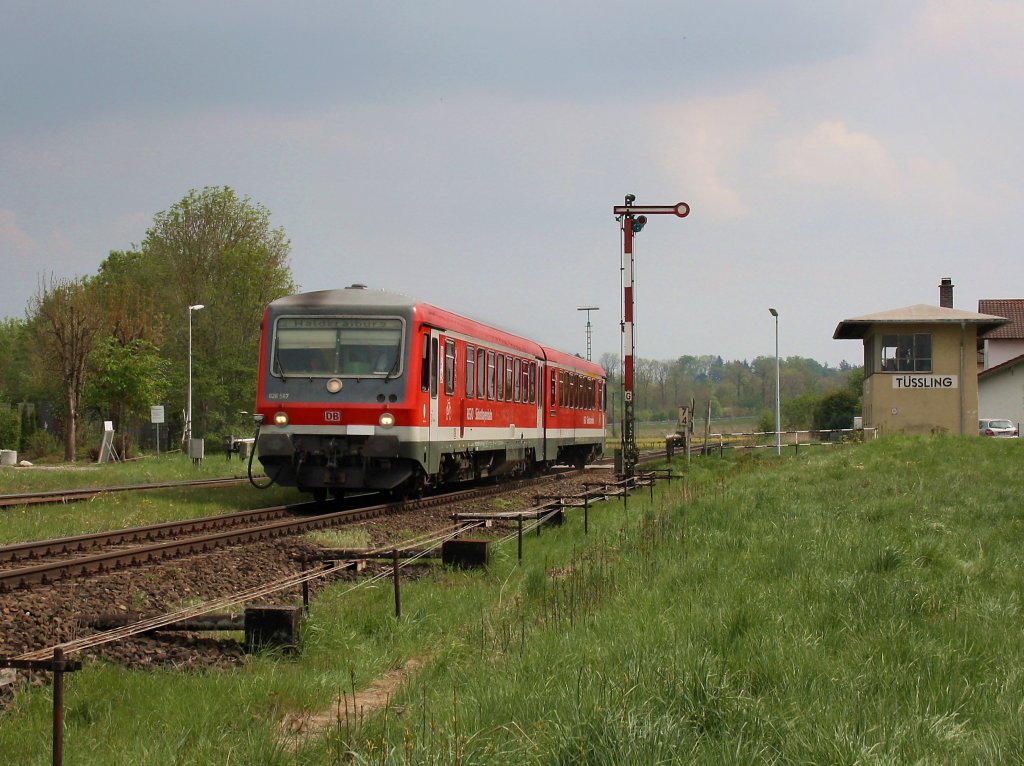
(151, 405), (165, 455)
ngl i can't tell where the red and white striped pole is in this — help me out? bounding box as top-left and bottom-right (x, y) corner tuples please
(613, 196), (689, 477)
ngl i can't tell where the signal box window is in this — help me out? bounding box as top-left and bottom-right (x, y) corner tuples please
(880, 333), (932, 372)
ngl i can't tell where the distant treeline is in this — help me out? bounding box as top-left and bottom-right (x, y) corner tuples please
(596, 352), (862, 430)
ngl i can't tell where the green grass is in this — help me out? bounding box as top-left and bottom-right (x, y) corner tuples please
(4, 436), (1024, 763)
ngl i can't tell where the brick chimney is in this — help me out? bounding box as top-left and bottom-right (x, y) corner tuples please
(939, 277), (954, 308)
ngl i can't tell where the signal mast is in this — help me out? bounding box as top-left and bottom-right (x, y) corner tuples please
(613, 194), (689, 477)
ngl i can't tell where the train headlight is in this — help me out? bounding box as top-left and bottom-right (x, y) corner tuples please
(273, 411), (289, 426)
(326, 378), (342, 394)
(378, 411), (395, 428)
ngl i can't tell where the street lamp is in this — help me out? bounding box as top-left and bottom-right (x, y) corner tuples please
(186, 304), (205, 447)
(769, 307), (781, 456)
(577, 306), (599, 361)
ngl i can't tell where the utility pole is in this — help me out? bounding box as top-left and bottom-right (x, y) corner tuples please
(577, 306), (599, 361)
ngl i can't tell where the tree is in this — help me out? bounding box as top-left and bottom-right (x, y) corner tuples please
(28, 276), (107, 460)
(0, 318), (32, 403)
(85, 337), (169, 457)
(139, 187), (295, 439)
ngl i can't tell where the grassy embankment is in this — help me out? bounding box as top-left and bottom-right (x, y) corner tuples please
(3, 436), (1024, 764)
(0, 454), (304, 543)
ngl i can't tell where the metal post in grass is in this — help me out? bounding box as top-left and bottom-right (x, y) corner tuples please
(300, 555), (309, 614)
(769, 307), (781, 456)
(53, 647), (65, 766)
(392, 548), (401, 620)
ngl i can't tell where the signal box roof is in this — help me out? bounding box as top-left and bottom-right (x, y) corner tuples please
(833, 304), (1009, 340)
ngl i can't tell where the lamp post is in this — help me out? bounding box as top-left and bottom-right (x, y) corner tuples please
(186, 304), (205, 446)
(577, 306), (599, 361)
(769, 307), (781, 456)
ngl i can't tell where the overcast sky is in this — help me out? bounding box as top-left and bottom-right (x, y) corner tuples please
(3, 1), (1023, 367)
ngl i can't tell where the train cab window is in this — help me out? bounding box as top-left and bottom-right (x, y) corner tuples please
(466, 345), (475, 398)
(487, 351), (496, 400)
(496, 355), (505, 400)
(513, 359), (521, 402)
(477, 348), (486, 399)
(444, 339), (456, 395)
(274, 316), (403, 378)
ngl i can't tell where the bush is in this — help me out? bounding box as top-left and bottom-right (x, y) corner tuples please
(813, 389), (858, 431)
(23, 429), (61, 461)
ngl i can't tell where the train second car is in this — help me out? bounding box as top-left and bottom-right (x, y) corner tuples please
(253, 286), (606, 500)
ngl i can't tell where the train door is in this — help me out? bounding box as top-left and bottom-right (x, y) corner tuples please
(545, 364), (559, 462)
(420, 329), (441, 474)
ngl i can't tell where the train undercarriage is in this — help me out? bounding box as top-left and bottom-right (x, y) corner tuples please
(255, 431), (600, 503)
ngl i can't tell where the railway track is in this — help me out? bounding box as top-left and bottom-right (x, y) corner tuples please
(0, 476), (568, 592)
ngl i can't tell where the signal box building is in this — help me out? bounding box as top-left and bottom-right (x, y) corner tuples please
(834, 291), (1008, 436)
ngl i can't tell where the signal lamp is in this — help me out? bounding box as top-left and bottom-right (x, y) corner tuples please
(632, 215), (647, 233)
(326, 378), (343, 394)
(378, 411), (395, 428)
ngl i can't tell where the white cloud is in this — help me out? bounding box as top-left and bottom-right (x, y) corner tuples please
(0, 209), (37, 254)
(775, 120), (902, 199)
(918, 0), (1024, 77)
(654, 94), (776, 221)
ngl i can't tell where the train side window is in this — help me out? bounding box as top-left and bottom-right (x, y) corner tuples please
(477, 348), (486, 399)
(429, 337), (439, 398)
(420, 334), (430, 392)
(444, 339), (456, 395)
(549, 368), (556, 411)
(558, 370), (565, 408)
(496, 355), (505, 400)
(466, 345), (475, 398)
(506, 356), (514, 401)
(529, 362), (537, 404)
(513, 358), (521, 402)
(487, 351), (496, 400)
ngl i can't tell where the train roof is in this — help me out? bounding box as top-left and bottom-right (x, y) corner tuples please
(268, 286), (417, 311)
(267, 286), (605, 376)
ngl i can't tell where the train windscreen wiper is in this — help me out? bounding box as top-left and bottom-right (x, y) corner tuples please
(273, 341), (288, 381)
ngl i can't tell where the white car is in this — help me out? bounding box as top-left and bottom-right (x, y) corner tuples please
(979, 418), (1018, 437)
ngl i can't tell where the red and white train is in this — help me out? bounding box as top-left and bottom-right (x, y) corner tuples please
(253, 286), (606, 500)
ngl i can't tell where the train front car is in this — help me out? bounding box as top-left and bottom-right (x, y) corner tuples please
(254, 287), (421, 501)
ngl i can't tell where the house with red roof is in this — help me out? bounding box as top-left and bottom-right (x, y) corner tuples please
(978, 299), (1024, 428)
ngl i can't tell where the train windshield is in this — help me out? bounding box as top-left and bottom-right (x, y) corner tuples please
(273, 316), (404, 378)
